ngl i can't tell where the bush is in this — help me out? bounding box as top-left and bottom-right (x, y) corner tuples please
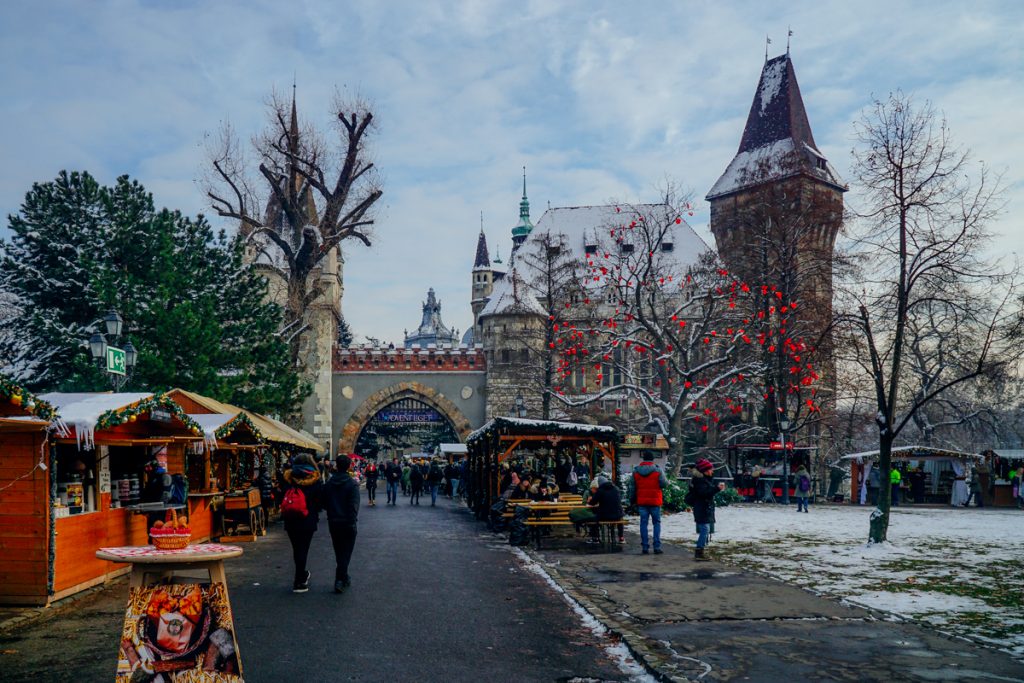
(715, 486), (742, 507)
(663, 479), (690, 512)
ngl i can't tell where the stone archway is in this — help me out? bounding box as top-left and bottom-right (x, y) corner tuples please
(338, 382), (474, 454)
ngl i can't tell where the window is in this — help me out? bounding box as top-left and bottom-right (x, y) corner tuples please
(620, 243), (634, 254)
(585, 244), (598, 255)
(519, 349), (529, 363)
(501, 349), (511, 364)
(816, 158), (827, 170)
(661, 242), (674, 252)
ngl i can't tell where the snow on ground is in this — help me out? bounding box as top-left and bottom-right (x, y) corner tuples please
(646, 504), (1024, 661)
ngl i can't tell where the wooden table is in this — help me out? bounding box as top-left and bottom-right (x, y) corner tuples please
(96, 544), (245, 680)
(509, 501), (587, 548)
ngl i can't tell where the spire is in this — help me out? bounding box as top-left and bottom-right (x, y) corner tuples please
(511, 166), (534, 249)
(289, 81), (299, 155)
(474, 224), (490, 268)
(706, 54), (846, 200)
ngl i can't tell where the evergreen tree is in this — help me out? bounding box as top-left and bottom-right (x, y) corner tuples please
(0, 170), (306, 416)
(337, 314), (354, 347)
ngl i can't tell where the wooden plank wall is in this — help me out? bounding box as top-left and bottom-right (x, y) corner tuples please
(0, 432), (49, 605)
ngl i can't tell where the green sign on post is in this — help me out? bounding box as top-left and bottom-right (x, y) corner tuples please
(106, 346), (126, 375)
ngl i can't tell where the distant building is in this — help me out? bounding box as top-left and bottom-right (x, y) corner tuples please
(404, 288), (459, 348)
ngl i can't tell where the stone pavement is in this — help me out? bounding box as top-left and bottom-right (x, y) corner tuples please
(524, 529), (1024, 682)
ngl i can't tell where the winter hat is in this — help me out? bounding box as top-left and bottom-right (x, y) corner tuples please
(695, 458), (714, 474)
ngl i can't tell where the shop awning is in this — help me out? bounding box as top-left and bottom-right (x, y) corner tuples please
(438, 443), (468, 455)
(840, 445), (984, 461)
(38, 392), (206, 449)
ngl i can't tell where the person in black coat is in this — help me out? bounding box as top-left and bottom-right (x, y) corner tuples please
(409, 461), (425, 506)
(687, 459), (723, 561)
(325, 454), (360, 593)
(281, 453), (324, 592)
(587, 477), (624, 544)
(384, 458), (403, 506)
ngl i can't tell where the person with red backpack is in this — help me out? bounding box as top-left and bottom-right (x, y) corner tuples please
(628, 451), (668, 555)
(281, 453), (323, 593)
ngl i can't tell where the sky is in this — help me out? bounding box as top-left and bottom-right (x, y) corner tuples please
(1, 0), (1022, 344)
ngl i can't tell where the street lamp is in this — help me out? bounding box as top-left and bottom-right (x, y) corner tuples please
(779, 414), (791, 505)
(87, 309), (136, 391)
(514, 392), (527, 418)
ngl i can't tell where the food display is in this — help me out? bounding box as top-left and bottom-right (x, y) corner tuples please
(150, 509), (192, 550)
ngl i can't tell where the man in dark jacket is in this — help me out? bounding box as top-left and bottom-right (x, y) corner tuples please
(325, 454), (360, 593)
(629, 452), (668, 554)
(282, 454), (324, 592)
(427, 460), (445, 506)
(384, 458), (402, 506)
(687, 458), (722, 561)
(409, 461), (425, 506)
(588, 476), (624, 544)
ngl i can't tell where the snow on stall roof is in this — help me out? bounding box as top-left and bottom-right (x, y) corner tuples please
(839, 445), (984, 460)
(467, 416), (616, 443)
(438, 443), (468, 454)
(39, 392), (153, 450)
(189, 413), (237, 450)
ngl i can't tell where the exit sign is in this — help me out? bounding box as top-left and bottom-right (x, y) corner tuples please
(106, 347), (126, 375)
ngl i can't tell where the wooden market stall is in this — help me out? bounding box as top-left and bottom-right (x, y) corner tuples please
(465, 417), (618, 520)
(0, 379), (57, 605)
(983, 449), (1024, 507)
(0, 387), (208, 605)
(842, 446), (985, 506)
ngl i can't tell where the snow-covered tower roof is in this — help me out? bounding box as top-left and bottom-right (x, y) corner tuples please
(706, 54), (846, 200)
(473, 228), (490, 269)
(404, 288), (459, 348)
(478, 267), (546, 319)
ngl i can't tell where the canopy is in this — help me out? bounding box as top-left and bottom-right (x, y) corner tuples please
(438, 443), (468, 455)
(467, 417), (616, 445)
(840, 445), (984, 461)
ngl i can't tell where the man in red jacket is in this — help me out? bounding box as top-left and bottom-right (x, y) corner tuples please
(629, 451), (669, 555)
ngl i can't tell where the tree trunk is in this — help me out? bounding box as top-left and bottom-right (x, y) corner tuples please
(667, 410), (684, 477)
(868, 434), (894, 543)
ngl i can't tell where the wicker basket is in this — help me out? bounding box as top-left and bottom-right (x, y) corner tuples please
(151, 532), (191, 550)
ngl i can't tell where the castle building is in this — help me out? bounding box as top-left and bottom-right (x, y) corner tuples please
(404, 288), (460, 348)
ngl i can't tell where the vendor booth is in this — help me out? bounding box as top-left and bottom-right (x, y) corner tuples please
(0, 387), (208, 605)
(984, 449), (1024, 507)
(617, 433), (669, 471)
(841, 446), (984, 506)
(465, 417), (617, 519)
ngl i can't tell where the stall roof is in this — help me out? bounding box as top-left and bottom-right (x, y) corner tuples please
(990, 448), (1024, 460)
(169, 388), (324, 453)
(840, 445), (984, 461)
(0, 376), (57, 422)
(438, 443), (468, 454)
(467, 417), (617, 444)
(40, 392), (153, 448)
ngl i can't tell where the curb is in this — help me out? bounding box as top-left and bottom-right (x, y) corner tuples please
(0, 578), (122, 634)
(523, 547), (695, 683)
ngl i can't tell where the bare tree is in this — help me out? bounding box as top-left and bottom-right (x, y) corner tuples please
(839, 92), (1021, 542)
(552, 189), (820, 475)
(205, 89), (383, 359)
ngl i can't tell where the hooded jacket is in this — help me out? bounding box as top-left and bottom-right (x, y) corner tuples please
(283, 467), (323, 532)
(325, 471), (360, 527)
(688, 470), (717, 525)
(630, 462), (668, 507)
(592, 480), (624, 521)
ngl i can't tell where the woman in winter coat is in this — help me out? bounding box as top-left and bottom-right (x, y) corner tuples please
(281, 453), (324, 593)
(587, 477), (624, 544)
(687, 459), (723, 561)
(793, 465), (811, 513)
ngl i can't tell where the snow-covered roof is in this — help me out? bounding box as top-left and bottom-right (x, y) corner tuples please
(438, 443), (468, 454)
(707, 138), (845, 199)
(467, 416), (617, 444)
(990, 448), (1024, 460)
(39, 392), (153, 449)
(840, 446), (984, 461)
(478, 267), (547, 318)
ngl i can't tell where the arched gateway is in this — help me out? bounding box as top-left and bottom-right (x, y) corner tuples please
(332, 344), (487, 456)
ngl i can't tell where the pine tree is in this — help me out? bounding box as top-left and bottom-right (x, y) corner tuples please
(0, 170), (306, 416)
(337, 314), (354, 347)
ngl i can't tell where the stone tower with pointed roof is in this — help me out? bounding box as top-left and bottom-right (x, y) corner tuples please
(707, 53), (846, 433)
(246, 86), (343, 448)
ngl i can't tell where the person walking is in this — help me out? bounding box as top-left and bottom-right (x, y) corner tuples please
(890, 466), (902, 506)
(324, 454), (360, 593)
(794, 465), (811, 513)
(401, 461), (411, 497)
(686, 458), (723, 561)
(629, 452), (667, 555)
(449, 459), (462, 501)
(281, 454), (324, 593)
(427, 460), (445, 506)
(965, 468), (984, 508)
(384, 458), (402, 506)
(363, 459), (380, 507)
(409, 461), (424, 506)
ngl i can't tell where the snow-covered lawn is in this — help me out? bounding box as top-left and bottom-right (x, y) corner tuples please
(649, 504), (1024, 661)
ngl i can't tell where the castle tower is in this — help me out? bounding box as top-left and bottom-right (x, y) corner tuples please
(510, 168), (533, 254)
(471, 225), (495, 335)
(706, 53), (846, 434)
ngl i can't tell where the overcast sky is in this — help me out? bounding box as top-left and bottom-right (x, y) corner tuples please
(1, 0), (1021, 344)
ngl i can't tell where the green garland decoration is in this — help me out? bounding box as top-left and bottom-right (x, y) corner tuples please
(95, 393), (205, 436)
(0, 375), (57, 421)
(214, 412), (265, 442)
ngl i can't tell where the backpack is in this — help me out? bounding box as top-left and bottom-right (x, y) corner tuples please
(798, 475), (811, 493)
(169, 474), (188, 504)
(567, 469), (579, 487)
(281, 486), (309, 519)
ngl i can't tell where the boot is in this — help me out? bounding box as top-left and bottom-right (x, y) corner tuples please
(694, 547), (710, 562)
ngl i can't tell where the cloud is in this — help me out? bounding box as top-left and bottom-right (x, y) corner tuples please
(1, 0), (1021, 345)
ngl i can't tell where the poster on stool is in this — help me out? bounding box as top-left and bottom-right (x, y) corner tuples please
(117, 582), (243, 682)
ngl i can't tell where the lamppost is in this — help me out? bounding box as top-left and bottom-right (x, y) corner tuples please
(514, 392), (527, 419)
(779, 414), (791, 505)
(87, 310), (137, 391)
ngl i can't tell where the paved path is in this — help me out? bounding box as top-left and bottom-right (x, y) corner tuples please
(0, 494), (632, 682)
